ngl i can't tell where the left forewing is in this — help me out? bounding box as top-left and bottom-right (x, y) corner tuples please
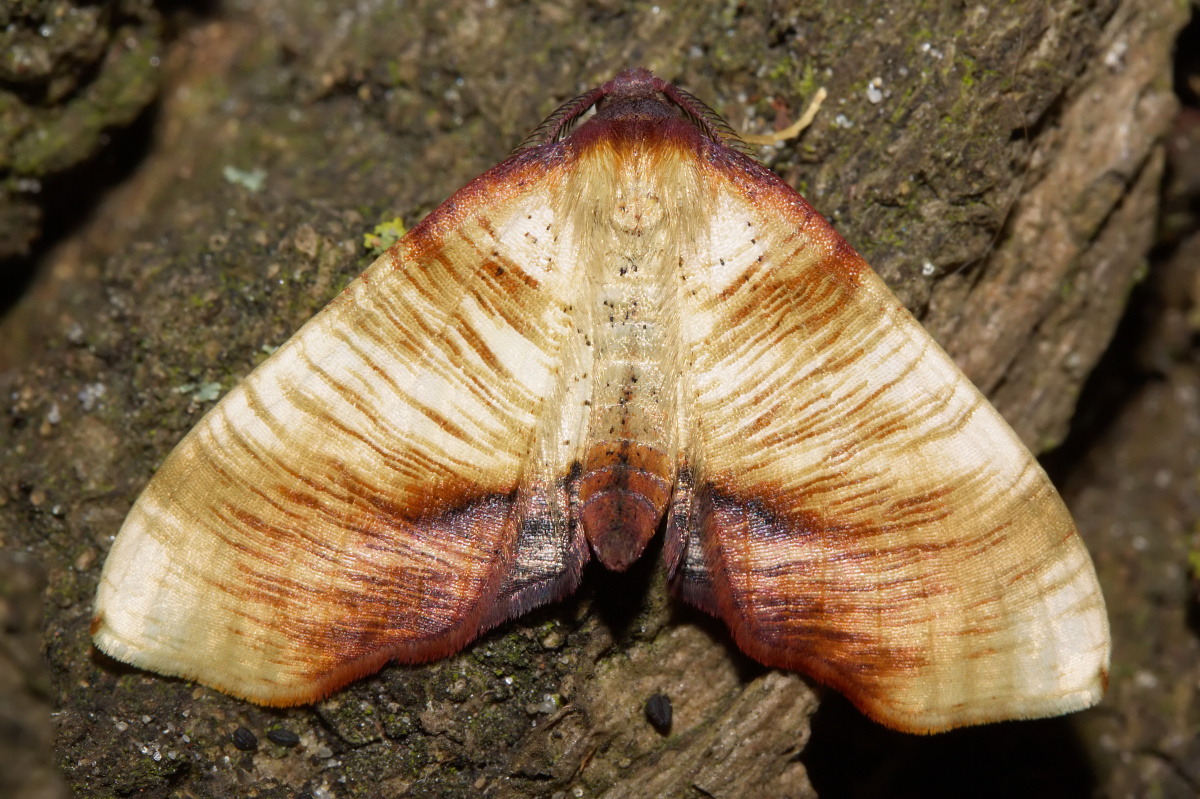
(667, 158), (1111, 733)
(92, 154), (591, 705)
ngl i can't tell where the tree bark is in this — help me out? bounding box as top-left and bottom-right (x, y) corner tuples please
(0, 1), (1185, 797)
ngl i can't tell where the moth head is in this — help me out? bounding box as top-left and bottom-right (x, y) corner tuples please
(516, 67), (749, 154)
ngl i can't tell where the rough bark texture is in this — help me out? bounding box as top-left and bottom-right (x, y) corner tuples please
(0, 0), (163, 262)
(0, 1), (1189, 797)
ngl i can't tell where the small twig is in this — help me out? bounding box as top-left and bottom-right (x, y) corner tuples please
(741, 87), (828, 146)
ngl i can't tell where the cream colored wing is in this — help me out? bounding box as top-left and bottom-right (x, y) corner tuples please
(665, 156), (1111, 733)
(92, 154), (593, 705)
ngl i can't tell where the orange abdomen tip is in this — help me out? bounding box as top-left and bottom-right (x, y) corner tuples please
(578, 440), (672, 571)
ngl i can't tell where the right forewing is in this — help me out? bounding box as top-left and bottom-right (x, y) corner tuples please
(667, 157), (1111, 733)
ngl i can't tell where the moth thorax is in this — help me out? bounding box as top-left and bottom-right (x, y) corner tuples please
(613, 190), (664, 233)
(578, 440), (672, 571)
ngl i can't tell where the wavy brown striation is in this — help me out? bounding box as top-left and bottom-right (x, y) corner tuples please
(93, 68), (1109, 732)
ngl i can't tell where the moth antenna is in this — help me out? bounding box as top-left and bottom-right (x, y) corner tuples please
(658, 84), (754, 155)
(515, 85), (608, 151)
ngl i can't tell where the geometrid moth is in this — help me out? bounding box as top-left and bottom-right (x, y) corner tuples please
(92, 69), (1110, 734)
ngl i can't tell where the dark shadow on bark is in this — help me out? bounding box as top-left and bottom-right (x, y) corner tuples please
(0, 100), (159, 318)
(1039, 274), (1160, 489)
(803, 693), (1098, 799)
(587, 525), (667, 638)
(1172, 9), (1200, 108)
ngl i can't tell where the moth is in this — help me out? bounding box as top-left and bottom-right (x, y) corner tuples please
(92, 68), (1110, 734)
